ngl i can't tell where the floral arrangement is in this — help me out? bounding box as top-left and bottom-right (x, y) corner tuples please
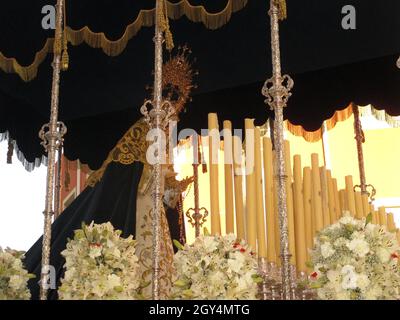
(58, 222), (141, 300)
(309, 212), (400, 300)
(172, 232), (261, 300)
(0, 247), (34, 300)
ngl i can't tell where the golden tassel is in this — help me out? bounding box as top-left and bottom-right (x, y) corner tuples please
(274, 0), (287, 20)
(61, 0), (69, 71)
(159, 0), (174, 51)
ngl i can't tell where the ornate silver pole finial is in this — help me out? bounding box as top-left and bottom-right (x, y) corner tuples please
(262, 0), (294, 300)
(38, 0), (67, 300)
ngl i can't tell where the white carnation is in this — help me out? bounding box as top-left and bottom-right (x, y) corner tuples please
(347, 238), (369, 257)
(356, 274), (370, 291)
(321, 242), (335, 258)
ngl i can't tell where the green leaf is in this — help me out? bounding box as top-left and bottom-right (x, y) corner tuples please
(252, 276), (263, 284)
(183, 289), (193, 297)
(173, 239), (184, 250)
(365, 212), (373, 227)
(203, 228), (211, 236)
(309, 282), (322, 289)
(174, 279), (188, 287)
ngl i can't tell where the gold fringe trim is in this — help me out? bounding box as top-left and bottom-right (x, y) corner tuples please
(0, 0), (248, 82)
(167, 0), (248, 30)
(285, 104), (353, 142)
(0, 38), (54, 82)
(283, 103), (400, 142)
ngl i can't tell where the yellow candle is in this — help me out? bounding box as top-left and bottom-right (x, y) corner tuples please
(326, 170), (336, 224)
(354, 191), (364, 220)
(332, 179), (341, 220)
(378, 207), (387, 227)
(387, 213), (396, 232)
(371, 211), (378, 225)
(311, 154), (323, 232)
(303, 167), (313, 257)
(223, 121), (235, 235)
(319, 167), (331, 227)
(208, 113), (221, 235)
(263, 137), (276, 263)
(293, 155), (307, 272)
(345, 176), (356, 217)
(233, 136), (245, 240)
(339, 190), (347, 213)
(361, 194), (370, 218)
(255, 128), (267, 258)
(244, 119), (257, 251)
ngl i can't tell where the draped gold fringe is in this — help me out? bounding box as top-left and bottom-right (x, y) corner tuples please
(284, 104), (400, 142)
(0, 0), (248, 82)
(285, 104), (353, 142)
(0, 38), (54, 82)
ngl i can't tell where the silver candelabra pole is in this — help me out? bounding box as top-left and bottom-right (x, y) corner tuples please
(140, 0), (176, 300)
(262, 0), (294, 300)
(38, 0), (67, 300)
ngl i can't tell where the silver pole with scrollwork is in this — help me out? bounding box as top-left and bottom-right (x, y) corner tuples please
(262, 0), (294, 300)
(38, 0), (67, 300)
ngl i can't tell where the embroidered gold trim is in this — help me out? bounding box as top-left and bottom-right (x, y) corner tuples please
(86, 118), (149, 187)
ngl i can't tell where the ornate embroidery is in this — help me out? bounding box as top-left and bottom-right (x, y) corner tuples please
(86, 119), (149, 187)
(136, 177), (175, 299)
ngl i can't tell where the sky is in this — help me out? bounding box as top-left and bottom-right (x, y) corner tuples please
(0, 141), (46, 251)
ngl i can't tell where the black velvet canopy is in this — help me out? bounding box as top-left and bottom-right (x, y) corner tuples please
(0, 0), (400, 169)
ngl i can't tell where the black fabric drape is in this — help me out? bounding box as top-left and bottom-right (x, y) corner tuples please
(24, 160), (183, 300)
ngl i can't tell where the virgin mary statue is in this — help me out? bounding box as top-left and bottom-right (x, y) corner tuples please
(24, 50), (195, 300)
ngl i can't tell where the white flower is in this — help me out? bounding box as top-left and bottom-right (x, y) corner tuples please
(309, 212), (400, 300)
(172, 234), (259, 300)
(340, 213), (356, 225)
(58, 222), (140, 300)
(333, 237), (347, 248)
(0, 247), (32, 300)
(8, 275), (26, 291)
(356, 274), (370, 291)
(377, 248), (391, 263)
(227, 254), (244, 273)
(202, 236), (218, 252)
(341, 272), (358, 290)
(347, 238), (369, 258)
(321, 242), (335, 258)
(88, 246), (103, 259)
(326, 270), (341, 285)
(106, 274), (121, 290)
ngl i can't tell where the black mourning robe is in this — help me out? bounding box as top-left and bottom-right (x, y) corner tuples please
(24, 161), (182, 300)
